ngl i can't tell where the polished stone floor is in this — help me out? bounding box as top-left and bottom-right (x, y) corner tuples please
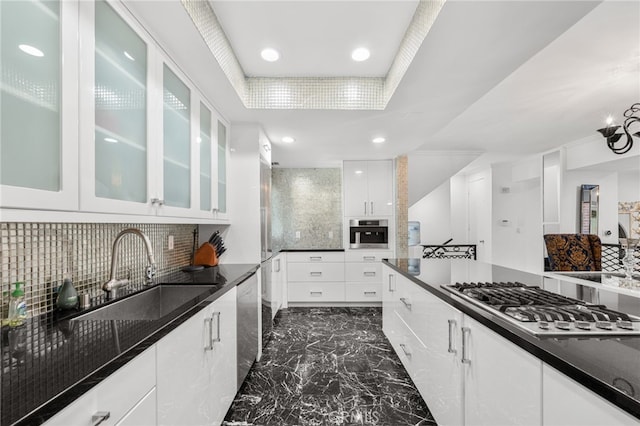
(223, 307), (437, 426)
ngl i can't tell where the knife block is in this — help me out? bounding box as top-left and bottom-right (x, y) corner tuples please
(193, 243), (219, 267)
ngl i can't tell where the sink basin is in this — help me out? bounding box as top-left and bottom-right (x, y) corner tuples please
(73, 285), (212, 321)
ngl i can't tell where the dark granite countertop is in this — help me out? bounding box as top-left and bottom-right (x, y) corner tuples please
(384, 258), (640, 421)
(1, 263), (259, 426)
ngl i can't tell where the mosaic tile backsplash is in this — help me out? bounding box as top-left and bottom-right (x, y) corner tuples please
(0, 223), (196, 319)
(272, 168), (343, 250)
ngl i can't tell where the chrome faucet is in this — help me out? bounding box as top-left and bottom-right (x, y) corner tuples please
(103, 228), (157, 299)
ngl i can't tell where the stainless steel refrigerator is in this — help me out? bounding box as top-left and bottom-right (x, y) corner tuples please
(260, 155), (273, 347)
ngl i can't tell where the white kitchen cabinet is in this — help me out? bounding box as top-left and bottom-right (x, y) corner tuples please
(344, 251), (391, 302)
(381, 265), (400, 345)
(343, 160), (394, 217)
(462, 315), (542, 426)
(156, 287), (237, 426)
(542, 364), (639, 426)
(287, 251), (346, 304)
(0, 0), (80, 212)
(45, 347), (156, 426)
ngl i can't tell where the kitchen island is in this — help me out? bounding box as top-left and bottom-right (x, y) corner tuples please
(1, 264), (259, 426)
(383, 258), (640, 425)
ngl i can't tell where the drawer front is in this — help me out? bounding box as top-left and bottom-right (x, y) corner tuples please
(286, 252), (345, 263)
(345, 262), (381, 283)
(287, 262), (345, 282)
(345, 250), (393, 263)
(394, 274), (428, 335)
(288, 282), (345, 302)
(392, 312), (428, 395)
(345, 283), (382, 301)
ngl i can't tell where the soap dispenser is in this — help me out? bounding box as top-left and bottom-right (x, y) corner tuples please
(8, 282), (27, 327)
(56, 277), (78, 310)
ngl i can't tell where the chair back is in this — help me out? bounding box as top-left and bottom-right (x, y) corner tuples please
(543, 234), (602, 271)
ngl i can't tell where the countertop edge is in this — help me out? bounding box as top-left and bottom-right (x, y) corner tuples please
(382, 259), (640, 421)
(13, 264), (259, 426)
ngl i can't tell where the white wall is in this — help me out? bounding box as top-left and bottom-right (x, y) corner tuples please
(408, 180), (451, 246)
(619, 169), (640, 202)
(492, 163), (543, 273)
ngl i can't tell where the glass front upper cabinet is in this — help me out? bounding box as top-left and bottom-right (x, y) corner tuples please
(162, 64), (191, 209)
(217, 120), (227, 215)
(200, 103), (212, 212)
(0, 0), (78, 211)
(94, 0), (147, 203)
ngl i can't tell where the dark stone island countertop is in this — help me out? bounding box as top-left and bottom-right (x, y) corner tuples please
(0, 263), (259, 426)
(384, 258), (640, 421)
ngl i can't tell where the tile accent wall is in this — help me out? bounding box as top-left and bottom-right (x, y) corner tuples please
(0, 223), (196, 319)
(396, 156), (409, 258)
(272, 168), (343, 250)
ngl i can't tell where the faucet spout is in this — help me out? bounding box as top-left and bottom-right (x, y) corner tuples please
(103, 228), (157, 297)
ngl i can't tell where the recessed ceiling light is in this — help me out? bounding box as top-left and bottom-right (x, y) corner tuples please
(351, 47), (370, 62)
(124, 51), (135, 61)
(372, 137), (386, 144)
(261, 48), (280, 62)
(104, 137), (118, 143)
(19, 44), (44, 57)
(282, 136), (295, 143)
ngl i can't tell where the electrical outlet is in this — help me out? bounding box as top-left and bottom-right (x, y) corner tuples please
(295, 231), (301, 239)
(168, 235), (174, 250)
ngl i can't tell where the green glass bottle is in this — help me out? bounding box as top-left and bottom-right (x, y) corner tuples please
(56, 278), (78, 310)
(8, 282), (27, 327)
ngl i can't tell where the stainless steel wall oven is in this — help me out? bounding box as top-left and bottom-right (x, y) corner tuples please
(349, 219), (389, 249)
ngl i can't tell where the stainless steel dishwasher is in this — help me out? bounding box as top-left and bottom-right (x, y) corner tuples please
(236, 272), (258, 390)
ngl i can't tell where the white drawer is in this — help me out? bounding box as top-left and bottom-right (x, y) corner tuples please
(288, 282), (345, 302)
(345, 283), (382, 301)
(286, 251), (345, 263)
(345, 250), (393, 263)
(345, 262), (381, 283)
(287, 262), (345, 282)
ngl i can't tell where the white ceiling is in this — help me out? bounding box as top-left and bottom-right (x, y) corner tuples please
(126, 0), (639, 172)
(211, 0), (419, 77)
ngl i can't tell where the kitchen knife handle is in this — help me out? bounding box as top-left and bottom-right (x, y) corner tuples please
(461, 327), (471, 364)
(447, 319), (457, 354)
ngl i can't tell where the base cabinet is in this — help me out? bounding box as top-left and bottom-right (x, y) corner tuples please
(543, 365), (639, 426)
(45, 347), (156, 426)
(157, 287), (237, 426)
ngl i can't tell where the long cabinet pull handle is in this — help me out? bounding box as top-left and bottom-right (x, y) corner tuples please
(204, 317), (214, 350)
(371, 201), (374, 215)
(212, 311), (221, 343)
(363, 256), (376, 261)
(399, 343), (412, 358)
(447, 319), (457, 354)
(461, 327), (471, 364)
(364, 271), (376, 277)
(400, 297), (412, 310)
(310, 256), (322, 261)
(388, 274), (395, 292)
(310, 291), (323, 296)
(364, 201), (367, 215)
(364, 291), (377, 296)
(275, 259), (280, 272)
(310, 271), (322, 276)
(92, 412), (110, 426)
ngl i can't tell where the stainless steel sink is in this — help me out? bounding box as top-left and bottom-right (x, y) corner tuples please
(73, 285), (212, 321)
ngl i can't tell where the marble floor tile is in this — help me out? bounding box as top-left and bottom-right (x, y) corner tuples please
(224, 307), (437, 426)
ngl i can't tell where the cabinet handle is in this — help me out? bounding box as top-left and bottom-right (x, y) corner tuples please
(150, 198), (164, 206)
(309, 256), (322, 261)
(92, 411), (110, 426)
(310, 291), (323, 296)
(212, 311), (221, 343)
(461, 327), (471, 364)
(447, 319), (457, 354)
(275, 259), (280, 272)
(364, 271), (376, 277)
(388, 274), (395, 292)
(399, 343), (411, 358)
(310, 271), (322, 276)
(364, 201), (367, 215)
(400, 297), (412, 310)
(204, 317), (214, 350)
(371, 201), (374, 215)
(364, 291), (377, 296)
(363, 256), (376, 261)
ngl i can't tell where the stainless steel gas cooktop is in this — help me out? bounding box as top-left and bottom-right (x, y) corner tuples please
(441, 281), (640, 337)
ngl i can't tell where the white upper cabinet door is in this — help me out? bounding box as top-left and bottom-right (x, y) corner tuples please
(214, 119), (229, 220)
(79, 0), (156, 215)
(343, 161), (369, 216)
(199, 101), (213, 214)
(343, 160), (394, 217)
(0, 0), (79, 211)
(367, 160), (394, 216)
